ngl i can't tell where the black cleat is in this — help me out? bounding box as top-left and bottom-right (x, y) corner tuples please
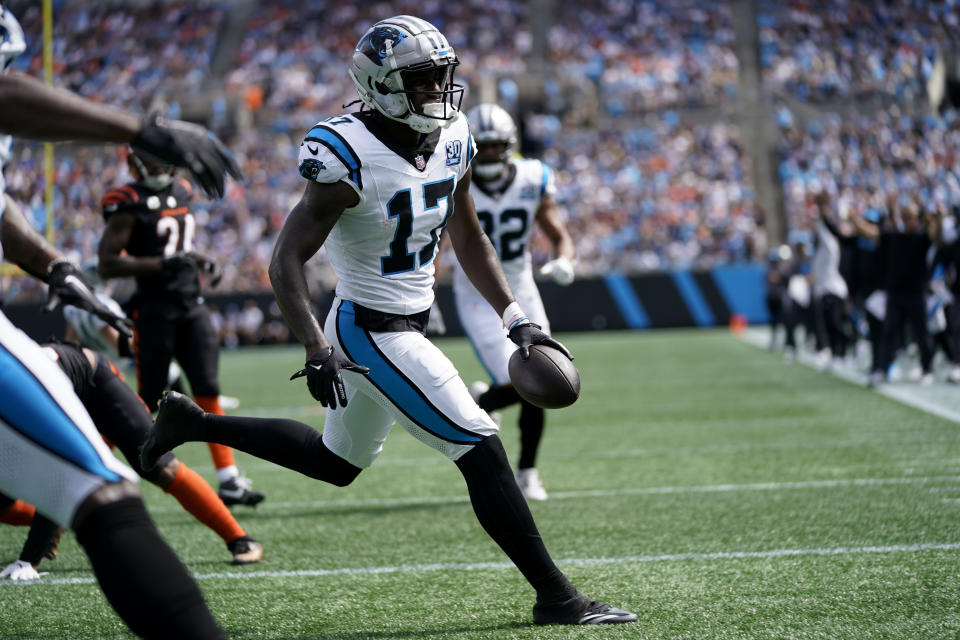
(533, 594), (637, 625)
(218, 475), (265, 507)
(140, 391), (205, 472)
(227, 536), (264, 565)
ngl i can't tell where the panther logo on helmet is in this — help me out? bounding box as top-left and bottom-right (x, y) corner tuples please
(361, 26), (406, 66)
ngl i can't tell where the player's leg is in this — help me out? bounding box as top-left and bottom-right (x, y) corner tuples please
(0, 317), (223, 638)
(512, 278), (553, 500)
(141, 384), (385, 487)
(329, 300), (634, 624)
(130, 306), (176, 412)
(0, 492), (35, 525)
(174, 304), (264, 505)
(85, 352), (261, 563)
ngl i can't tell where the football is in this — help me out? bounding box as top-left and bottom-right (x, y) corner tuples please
(508, 345), (581, 409)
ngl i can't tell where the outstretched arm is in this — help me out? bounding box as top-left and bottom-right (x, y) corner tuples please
(0, 72), (139, 142)
(0, 72), (240, 199)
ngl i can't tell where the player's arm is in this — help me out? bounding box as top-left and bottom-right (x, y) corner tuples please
(0, 72), (239, 199)
(535, 195), (576, 285)
(1, 194), (59, 279)
(270, 180), (354, 356)
(271, 180), (368, 408)
(448, 168), (571, 359)
(850, 212), (880, 241)
(1, 196), (132, 336)
(447, 166), (514, 315)
(0, 72), (138, 141)
(97, 213), (164, 278)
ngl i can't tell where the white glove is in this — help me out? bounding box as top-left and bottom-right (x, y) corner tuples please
(0, 560), (46, 580)
(539, 257), (576, 286)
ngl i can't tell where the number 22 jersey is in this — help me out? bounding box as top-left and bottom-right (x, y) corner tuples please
(297, 112), (474, 315)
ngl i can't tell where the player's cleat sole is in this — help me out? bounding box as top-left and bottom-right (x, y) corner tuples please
(533, 595), (637, 625)
(140, 391), (206, 472)
(227, 536), (264, 565)
(218, 476), (266, 507)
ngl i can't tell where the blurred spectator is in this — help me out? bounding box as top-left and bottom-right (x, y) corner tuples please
(758, 0), (959, 103)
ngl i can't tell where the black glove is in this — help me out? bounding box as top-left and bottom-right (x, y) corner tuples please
(45, 259), (133, 339)
(290, 346), (369, 409)
(162, 251), (199, 273)
(131, 111), (242, 200)
(508, 322), (573, 361)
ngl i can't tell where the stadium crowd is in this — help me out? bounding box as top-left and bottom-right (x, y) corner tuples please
(3, 0), (762, 311)
(552, 0), (739, 115)
(758, 0), (958, 103)
(770, 104), (960, 384)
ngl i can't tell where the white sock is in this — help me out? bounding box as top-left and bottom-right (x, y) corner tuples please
(217, 465), (239, 484)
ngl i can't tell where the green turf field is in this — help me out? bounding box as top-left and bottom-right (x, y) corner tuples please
(2, 329), (960, 639)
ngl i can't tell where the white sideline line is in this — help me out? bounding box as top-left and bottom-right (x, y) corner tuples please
(741, 329), (960, 425)
(6, 542), (960, 587)
(143, 475), (960, 514)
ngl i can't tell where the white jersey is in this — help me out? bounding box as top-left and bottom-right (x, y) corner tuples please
(0, 132), (10, 263)
(451, 157), (554, 297)
(297, 112), (474, 315)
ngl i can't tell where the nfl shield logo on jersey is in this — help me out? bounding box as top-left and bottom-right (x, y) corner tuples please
(415, 154), (426, 171)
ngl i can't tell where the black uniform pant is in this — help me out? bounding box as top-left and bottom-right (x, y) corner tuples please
(877, 290), (933, 374)
(815, 293), (847, 358)
(132, 302), (220, 412)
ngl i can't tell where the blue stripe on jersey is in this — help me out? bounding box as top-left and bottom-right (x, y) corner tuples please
(466, 134), (474, 166)
(305, 125), (363, 190)
(540, 163), (550, 198)
(335, 301), (484, 444)
(0, 344), (122, 482)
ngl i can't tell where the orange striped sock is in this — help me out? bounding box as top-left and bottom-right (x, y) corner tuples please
(195, 395), (236, 470)
(164, 462), (245, 543)
(0, 500), (35, 526)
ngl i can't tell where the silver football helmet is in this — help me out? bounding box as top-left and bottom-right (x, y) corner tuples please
(0, 4), (26, 74)
(349, 16), (463, 134)
(466, 104), (517, 179)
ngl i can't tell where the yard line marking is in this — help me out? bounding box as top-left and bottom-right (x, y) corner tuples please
(143, 475), (960, 514)
(7, 542), (960, 587)
(223, 433), (959, 473)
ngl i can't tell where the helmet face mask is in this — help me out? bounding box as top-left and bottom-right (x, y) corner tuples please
(129, 150), (175, 190)
(466, 104), (518, 179)
(350, 16), (464, 134)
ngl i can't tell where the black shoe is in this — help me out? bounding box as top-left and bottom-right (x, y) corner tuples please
(140, 391), (205, 472)
(533, 594), (637, 625)
(218, 475), (265, 507)
(227, 536), (264, 565)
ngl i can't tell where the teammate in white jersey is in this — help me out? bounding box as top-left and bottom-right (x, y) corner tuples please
(0, 4), (238, 636)
(453, 103), (575, 501)
(142, 15), (636, 627)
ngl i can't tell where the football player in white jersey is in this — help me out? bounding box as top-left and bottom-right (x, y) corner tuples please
(142, 15), (636, 627)
(453, 103), (576, 501)
(0, 4), (238, 636)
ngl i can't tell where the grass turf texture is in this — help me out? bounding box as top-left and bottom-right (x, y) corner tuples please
(2, 329), (960, 639)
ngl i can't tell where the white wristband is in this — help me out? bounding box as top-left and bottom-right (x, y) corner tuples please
(501, 302), (528, 331)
